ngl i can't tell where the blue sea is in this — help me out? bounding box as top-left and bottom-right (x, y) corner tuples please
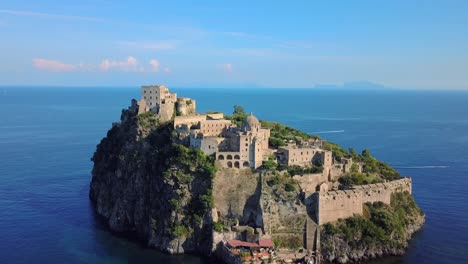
(0, 87), (467, 264)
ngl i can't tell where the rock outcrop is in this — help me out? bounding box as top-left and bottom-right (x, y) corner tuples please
(89, 100), (215, 255)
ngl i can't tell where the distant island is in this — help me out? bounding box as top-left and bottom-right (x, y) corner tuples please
(89, 85), (424, 264)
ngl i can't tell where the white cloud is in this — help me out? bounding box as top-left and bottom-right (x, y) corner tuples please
(32, 56), (169, 74)
(32, 58), (76, 72)
(149, 59), (160, 72)
(99, 56), (143, 72)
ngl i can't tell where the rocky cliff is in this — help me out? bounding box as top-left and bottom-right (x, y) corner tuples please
(89, 100), (424, 263)
(89, 100), (215, 255)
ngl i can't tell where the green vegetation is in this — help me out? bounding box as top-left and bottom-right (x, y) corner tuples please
(171, 225), (189, 238)
(280, 164), (324, 176)
(261, 120), (318, 148)
(339, 173), (383, 187)
(225, 105), (248, 127)
(322, 191), (423, 250)
(266, 172), (299, 193)
(284, 183), (296, 192)
(323, 141), (348, 159)
(352, 149), (401, 181)
(138, 111), (159, 129)
(323, 142), (401, 181)
(213, 221), (224, 232)
(272, 235), (303, 249)
(144, 122), (217, 239)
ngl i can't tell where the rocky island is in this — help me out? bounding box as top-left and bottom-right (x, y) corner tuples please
(89, 85), (425, 263)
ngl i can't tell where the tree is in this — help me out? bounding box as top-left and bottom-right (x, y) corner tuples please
(349, 148), (357, 157)
(362, 149), (371, 159)
(233, 105), (245, 115)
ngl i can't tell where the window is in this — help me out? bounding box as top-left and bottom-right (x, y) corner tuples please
(144, 90), (146, 93)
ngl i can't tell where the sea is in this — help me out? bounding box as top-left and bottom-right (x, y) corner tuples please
(0, 86), (467, 264)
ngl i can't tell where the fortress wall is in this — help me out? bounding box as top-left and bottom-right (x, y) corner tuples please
(353, 178), (412, 204)
(293, 173), (326, 193)
(317, 178), (412, 224)
(174, 115), (207, 128)
(176, 98), (196, 116)
(200, 137), (223, 156)
(318, 190), (363, 224)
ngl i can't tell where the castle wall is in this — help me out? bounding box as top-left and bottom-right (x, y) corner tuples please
(318, 190), (363, 225)
(317, 178), (412, 224)
(176, 97), (196, 116)
(174, 115), (207, 128)
(353, 178), (412, 204)
(199, 137), (223, 156)
(293, 173), (326, 193)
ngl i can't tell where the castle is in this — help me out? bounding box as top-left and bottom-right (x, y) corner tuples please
(137, 85), (413, 225)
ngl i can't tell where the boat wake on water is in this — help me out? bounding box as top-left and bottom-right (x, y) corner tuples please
(394, 165), (449, 169)
(311, 130), (345, 134)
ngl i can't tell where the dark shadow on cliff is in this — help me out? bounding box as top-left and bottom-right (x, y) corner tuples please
(241, 172), (263, 229)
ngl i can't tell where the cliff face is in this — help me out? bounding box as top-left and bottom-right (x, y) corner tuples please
(89, 100), (215, 255)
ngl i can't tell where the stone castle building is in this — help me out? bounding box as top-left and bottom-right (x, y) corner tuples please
(139, 85), (196, 121)
(137, 84), (414, 237)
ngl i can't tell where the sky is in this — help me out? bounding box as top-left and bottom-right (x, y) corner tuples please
(0, 0), (467, 89)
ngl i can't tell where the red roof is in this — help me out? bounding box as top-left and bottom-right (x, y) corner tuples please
(227, 240), (260, 248)
(258, 239), (274, 248)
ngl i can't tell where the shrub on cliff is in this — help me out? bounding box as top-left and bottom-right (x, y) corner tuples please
(339, 173), (383, 186)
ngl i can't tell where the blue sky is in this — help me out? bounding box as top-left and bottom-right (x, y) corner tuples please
(1, 0), (467, 89)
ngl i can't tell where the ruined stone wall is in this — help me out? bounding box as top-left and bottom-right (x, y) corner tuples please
(293, 173), (325, 193)
(176, 97), (196, 116)
(318, 190), (363, 224)
(353, 178), (412, 204)
(317, 178), (412, 224)
(174, 115), (207, 128)
(199, 137), (223, 156)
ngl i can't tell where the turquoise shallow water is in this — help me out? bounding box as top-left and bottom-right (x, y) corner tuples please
(0, 87), (467, 263)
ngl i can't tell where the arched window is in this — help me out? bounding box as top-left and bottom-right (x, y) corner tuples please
(234, 161), (240, 168)
(227, 155), (233, 160)
(234, 155), (240, 160)
(218, 155), (225, 160)
(227, 161), (233, 168)
(243, 161), (249, 167)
